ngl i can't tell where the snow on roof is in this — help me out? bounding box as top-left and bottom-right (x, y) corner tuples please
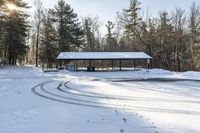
(57, 52), (152, 60)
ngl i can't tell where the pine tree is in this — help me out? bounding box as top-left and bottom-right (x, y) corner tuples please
(119, 0), (153, 52)
(1, 0), (30, 65)
(51, 0), (84, 54)
(39, 10), (57, 68)
(156, 12), (173, 69)
(147, 19), (158, 67)
(0, 0), (5, 59)
(105, 21), (117, 51)
(189, 3), (200, 70)
(83, 19), (95, 51)
(124, 0), (142, 51)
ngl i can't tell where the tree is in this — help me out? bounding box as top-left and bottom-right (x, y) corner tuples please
(0, 1), (4, 58)
(0, 0), (7, 60)
(172, 8), (188, 71)
(118, 0), (143, 51)
(39, 10), (57, 68)
(118, 0), (154, 53)
(1, 0), (30, 65)
(156, 12), (174, 69)
(0, 0), (3, 6)
(189, 3), (200, 70)
(51, 0), (84, 54)
(82, 16), (102, 51)
(33, 0), (43, 67)
(105, 21), (117, 51)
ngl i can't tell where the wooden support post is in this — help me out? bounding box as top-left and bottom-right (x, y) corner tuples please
(147, 59), (150, 69)
(89, 60), (92, 68)
(134, 60), (136, 70)
(55, 61), (57, 69)
(119, 60), (122, 71)
(59, 60), (62, 69)
(112, 60), (114, 70)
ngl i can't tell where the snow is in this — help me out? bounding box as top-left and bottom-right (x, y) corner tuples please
(57, 52), (152, 60)
(68, 68), (200, 81)
(0, 66), (200, 133)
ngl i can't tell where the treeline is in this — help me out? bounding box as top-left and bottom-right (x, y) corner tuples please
(0, 0), (200, 71)
(116, 1), (200, 71)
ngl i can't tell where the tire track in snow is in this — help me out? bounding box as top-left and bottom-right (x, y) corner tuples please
(31, 80), (158, 133)
(31, 80), (122, 109)
(31, 79), (200, 133)
(31, 80), (200, 115)
(41, 81), (129, 108)
(60, 81), (125, 100)
(62, 81), (200, 104)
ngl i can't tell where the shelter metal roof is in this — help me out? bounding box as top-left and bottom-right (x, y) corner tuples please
(57, 52), (152, 60)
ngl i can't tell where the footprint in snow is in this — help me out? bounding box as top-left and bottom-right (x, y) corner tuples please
(115, 110), (119, 114)
(122, 118), (127, 123)
(120, 129), (125, 133)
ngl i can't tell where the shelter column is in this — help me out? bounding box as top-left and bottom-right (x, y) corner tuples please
(134, 60), (136, 70)
(112, 60), (114, 70)
(89, 60), (92, 68)
(59, 60), (62, 69)
(119, 60), (122, 71)
(147, 59), (151, 69)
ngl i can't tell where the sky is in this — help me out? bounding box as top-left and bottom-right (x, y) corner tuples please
(24, 0), (200, 34)
(24, 0), (200, 20)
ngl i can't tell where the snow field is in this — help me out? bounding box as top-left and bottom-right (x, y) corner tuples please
(1, 67), (200, 133)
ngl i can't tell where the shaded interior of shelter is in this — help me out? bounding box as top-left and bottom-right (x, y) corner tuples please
(57, 59), (151, 72)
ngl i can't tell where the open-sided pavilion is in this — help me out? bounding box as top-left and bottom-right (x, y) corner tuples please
(56, 52), (152, 71)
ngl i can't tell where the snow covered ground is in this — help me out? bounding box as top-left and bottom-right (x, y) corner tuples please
(0, 66), (200, 133)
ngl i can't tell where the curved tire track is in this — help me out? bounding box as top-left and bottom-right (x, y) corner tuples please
(41, 82), (128, 108)
(61, 81), (200, 104)
(31, 80), (200, 115)
(31, 80), (122, 109)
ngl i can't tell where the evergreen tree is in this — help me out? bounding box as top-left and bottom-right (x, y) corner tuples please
(189, 3), (200, 70)
(118, 0), (153, 52)
(0, 0), (5, 59)
(1, 0), (30, 65)
(123, 0), (143, 51)
(147, 19), (158, 67)
(39, 10), (57, 68)
(157, 12), (174, 69)
(105, 21), (117, 51)
(83, 19), (95, 51)
(51, 0), (84, 54)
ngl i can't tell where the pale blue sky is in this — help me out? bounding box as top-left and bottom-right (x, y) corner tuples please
(24, 0), (200, 21)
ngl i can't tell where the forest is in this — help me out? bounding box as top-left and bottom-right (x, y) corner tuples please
(0, 0), (200, 71)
